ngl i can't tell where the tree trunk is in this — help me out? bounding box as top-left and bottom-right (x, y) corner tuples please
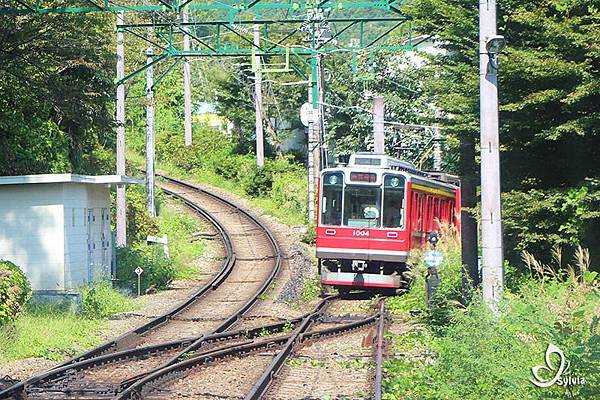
(459, 133), (480, 298)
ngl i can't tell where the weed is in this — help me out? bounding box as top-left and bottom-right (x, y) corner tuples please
(283, 320), (294, 333)
(81, 280), (136, 319)
(301, 277), (321, 302)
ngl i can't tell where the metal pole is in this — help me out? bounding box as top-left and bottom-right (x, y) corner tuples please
(115, 11), (127, 247)
(182, 8), (193, 147)
(479, 0), (504, 309)
(253, 25), (265, 168)
(433, 126), (442, 171)
(373, 96), (385, 153)
(145, 47), (156, 217)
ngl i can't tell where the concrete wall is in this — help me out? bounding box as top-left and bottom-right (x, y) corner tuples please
(0, 184), (65, 291)
(0, 182), (113, 293)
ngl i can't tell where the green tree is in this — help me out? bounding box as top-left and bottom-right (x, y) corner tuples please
(405, 0), (600, 264)
(0, 12), (116, 175)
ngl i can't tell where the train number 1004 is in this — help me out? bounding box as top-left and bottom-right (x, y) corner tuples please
(352, 230), (370, 237)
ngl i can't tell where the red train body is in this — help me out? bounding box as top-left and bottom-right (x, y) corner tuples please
(316, 153), (460, 292)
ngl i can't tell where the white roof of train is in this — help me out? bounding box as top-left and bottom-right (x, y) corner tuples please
(324, 153), (459, 189)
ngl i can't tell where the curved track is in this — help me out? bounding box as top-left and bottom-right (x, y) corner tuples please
(0, 175), (283, 399)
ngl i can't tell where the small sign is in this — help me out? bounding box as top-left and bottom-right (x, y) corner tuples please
(300, 102), (313, 127)
(424, 250), (444, 268)
(135, 267), (144, 276)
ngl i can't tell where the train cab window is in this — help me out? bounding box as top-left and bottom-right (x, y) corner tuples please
(343, 186), (381, 228)
(383, 175), (406, 228)
(321, 172), (343, 226)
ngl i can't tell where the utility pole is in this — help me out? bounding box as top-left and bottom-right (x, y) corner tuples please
(115, 11), (127, 247)
(145, 47), (156, 217)
(313, 54), (323, 174)
(307, 83), (316, 224)
(373, 96), (385, 153)
(253, 25), (265, 168)
(480, 0), (505, 309)
(182, 8), (193, 147)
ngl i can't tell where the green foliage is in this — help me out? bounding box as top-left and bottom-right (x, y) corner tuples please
(157, 203), (207, 280)
(384, 242), (600, 399)
(128, 121), (308, 225)
(0, 13), (115, 175)
(302, 222), (317, 245)
(0, 303), (103, 362)
(81, 280), (135, 319)
(388, 230), (465, 330)
(0, 260), (32, 325)
(301, 276), (321, 302)
(503, 179), (600, 263)
(405, 0), (600, 265)
(116, 246), (176, 293)
(124, 185), (161, 246)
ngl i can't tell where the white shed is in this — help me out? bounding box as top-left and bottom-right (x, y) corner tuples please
(0, 174), (142, 298)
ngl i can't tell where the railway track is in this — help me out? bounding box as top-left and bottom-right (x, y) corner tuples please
(116, 296), (389, 400)
(0, 175), (284, 399)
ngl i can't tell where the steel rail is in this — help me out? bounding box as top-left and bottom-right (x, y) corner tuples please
(374, 298), (386, 400)
(117, 297), (382, 400)
(16, 317), (306, 399)
(0, 174), (284, 399)
(0, 189), (236, 399)
(244, 297), (383, 400)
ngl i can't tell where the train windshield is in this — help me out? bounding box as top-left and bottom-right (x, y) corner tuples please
(343, 186), (381, 228)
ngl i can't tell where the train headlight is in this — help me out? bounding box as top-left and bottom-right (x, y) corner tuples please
(390, 177), (401, 187)
(328, 175), (339, 185)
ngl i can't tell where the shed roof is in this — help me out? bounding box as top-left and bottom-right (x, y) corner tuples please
(0, 174), (143, 186)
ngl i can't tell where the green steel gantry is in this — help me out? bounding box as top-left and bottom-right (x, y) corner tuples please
(1, 1), (417, 107)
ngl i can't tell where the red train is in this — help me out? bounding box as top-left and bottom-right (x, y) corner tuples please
(316, 153), (460, 292)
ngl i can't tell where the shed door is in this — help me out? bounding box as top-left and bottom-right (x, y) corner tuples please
(87, 208), (94, 282)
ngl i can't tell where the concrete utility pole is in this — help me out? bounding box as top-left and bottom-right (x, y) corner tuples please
(314, 54), (323, 173)
(373, 96), (385, 153)
(307, 84), (316, 224)
(115, 11), (127, 247)
(145, 47), (156, 217)
(253, 25), (265, 168)
(182, 8), (193, 147)
(480, 0), (505, 309)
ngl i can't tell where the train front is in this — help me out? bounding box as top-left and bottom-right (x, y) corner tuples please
(316, 155), (409, 292)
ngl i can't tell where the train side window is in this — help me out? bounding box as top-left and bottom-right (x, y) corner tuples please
(383, 175), (405, 228)
(321, 172), (344, 226)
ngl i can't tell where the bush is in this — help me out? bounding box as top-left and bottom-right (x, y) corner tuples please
(124, 185), (160, 245)
(81, 280), (135, 319)
(502, 179), (600, 265)
(384, 245), (600, 400)
(0, 260), (32, 325)
(116, 245), (176, 293)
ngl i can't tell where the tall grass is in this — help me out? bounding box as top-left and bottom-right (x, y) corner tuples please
(0, 303), (103, 362)
(384, 236), (600, 400)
